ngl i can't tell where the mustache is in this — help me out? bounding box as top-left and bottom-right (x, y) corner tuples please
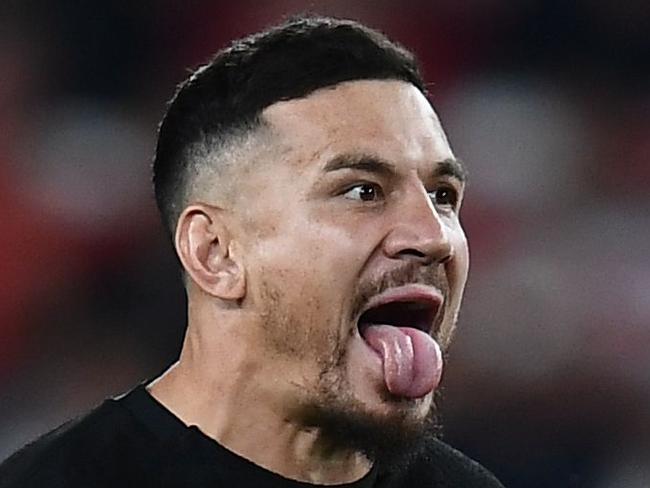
(350, 261), (448, 320)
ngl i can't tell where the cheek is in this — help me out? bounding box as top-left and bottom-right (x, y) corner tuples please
(438, 244), (468, 348)
(254, 223), (369, 351)
(449, 227), (469, 289)
(244, 197), (378, 309)
(254, 217), (367, 287)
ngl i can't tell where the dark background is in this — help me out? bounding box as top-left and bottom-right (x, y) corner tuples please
(1, 1), (649, 486)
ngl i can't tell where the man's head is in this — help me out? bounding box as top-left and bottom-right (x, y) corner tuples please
(152, 16), (469, 470)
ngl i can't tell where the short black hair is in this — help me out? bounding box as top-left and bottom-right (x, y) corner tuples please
(152, 15), (426, 236)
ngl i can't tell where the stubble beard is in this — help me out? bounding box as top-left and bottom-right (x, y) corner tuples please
(298, 349), (443, 474)
(258, 265), (447, 474)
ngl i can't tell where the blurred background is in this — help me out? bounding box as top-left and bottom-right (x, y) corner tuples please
(1, 0), (649, 486)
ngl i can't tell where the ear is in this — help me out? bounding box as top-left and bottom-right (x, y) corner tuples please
(174, 204), (245, 300)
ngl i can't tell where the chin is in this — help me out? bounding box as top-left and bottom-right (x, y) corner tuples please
(358, 387), (434, 423)
(299, 386), (441, 472)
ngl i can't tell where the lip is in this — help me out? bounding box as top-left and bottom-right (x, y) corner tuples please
(357, 284), (444, 335)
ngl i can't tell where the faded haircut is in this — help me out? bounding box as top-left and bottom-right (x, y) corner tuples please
(152, 15), (427, 237)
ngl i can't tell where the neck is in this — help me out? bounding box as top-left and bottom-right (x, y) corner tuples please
(147, 325), (372, 485)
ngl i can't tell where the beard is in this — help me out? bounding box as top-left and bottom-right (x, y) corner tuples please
(296, 363), (443, 474)
(256, 260), (451, 471)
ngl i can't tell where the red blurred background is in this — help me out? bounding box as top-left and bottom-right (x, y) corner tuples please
(1, 1), (649, 486)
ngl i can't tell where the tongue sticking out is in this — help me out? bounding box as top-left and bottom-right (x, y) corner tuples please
(362, 325), (442, 399)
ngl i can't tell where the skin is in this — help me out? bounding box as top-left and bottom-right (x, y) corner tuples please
(148, 79), (469, 485)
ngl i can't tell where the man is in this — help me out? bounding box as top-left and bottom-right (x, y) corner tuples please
(1, 16), (504, 487)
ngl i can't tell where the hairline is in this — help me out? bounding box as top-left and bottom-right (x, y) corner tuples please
(178, 78), (427, 216)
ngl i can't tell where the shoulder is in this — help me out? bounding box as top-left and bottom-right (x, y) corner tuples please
(396, 438), (505, 488)
(0, 397), (148, 488)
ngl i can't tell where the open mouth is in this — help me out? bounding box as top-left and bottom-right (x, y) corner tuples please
(357, 299), (440, 337)
(353, 287), (445, 399)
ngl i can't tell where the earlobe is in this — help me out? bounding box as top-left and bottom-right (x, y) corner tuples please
(175, 204), (245, 300)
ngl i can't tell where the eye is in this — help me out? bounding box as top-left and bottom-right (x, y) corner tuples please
(343, 183), (383, 202)
(429, 186), (459, 209)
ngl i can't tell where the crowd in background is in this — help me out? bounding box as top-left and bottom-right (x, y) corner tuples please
(1, 1), (649, 486)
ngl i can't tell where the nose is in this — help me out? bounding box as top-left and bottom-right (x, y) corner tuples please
(382, 187), (453, 266)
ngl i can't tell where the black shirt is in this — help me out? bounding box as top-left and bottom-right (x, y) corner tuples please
(0, 385), (504, 487)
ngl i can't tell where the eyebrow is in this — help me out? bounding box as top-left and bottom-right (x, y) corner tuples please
(435, 158), (467, 182)
(323, 154), (394, 176)
(322, 153), (467, 183)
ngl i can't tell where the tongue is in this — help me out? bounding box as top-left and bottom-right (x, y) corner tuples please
(362, 325), (442, 398)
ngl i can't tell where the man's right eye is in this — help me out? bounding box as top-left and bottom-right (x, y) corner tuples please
(343, 183), (383, 202)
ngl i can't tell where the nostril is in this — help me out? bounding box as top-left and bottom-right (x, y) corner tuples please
(396, 248), (451, 265)
(397, 248), (429, 262)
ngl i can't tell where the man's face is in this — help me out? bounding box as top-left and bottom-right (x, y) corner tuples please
(229, 80), (468, 457)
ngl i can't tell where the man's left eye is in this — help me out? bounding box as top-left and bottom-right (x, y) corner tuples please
(429, 186), (459, 208)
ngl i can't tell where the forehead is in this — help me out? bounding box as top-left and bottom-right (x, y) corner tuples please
(261, 80), (454, 170)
